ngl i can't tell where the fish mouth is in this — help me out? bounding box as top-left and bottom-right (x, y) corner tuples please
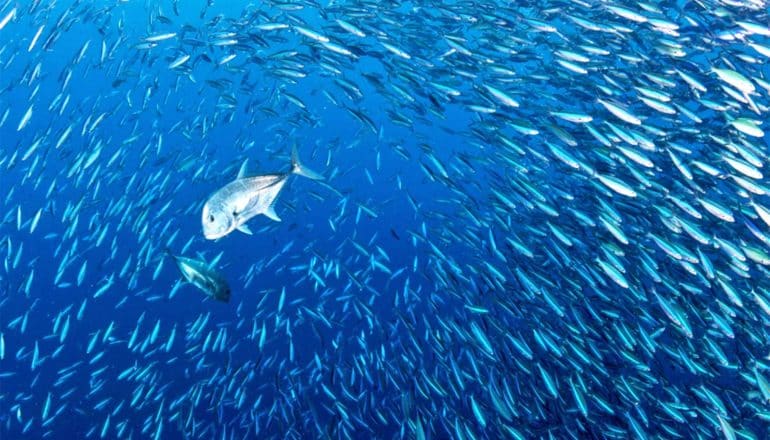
(203, 231), (221, 240)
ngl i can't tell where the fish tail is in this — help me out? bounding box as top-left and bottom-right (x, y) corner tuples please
(291, 144), (324, 180)
(162, 248), (180, 265)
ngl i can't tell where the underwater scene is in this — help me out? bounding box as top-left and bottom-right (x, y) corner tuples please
(2, 0), (770, 439)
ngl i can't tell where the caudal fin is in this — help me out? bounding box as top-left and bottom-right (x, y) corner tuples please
(291, 145), (324, 180)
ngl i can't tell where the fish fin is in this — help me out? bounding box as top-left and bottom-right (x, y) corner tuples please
(264, 205), (282, 222)
(215, 288), (231, 302)
(291, 144), (323, 180)
(236, 224), (253, 235)
(237, 159), (248, 179)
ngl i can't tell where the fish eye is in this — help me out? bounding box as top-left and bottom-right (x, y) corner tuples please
(209, 215), (215, 222)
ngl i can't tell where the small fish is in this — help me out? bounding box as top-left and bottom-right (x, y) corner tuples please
(144, 32), (177, 42)
(168, 54), (190, 69)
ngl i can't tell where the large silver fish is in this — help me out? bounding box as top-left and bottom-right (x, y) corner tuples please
(171, 254), (231, 302)
(202, 146), (322, 240)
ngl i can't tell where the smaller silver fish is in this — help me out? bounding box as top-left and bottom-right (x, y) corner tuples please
(202, 146), (322, 240)
(171, 254), (231, 302)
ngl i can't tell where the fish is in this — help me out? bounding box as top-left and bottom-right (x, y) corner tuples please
(202, 146), (322, 240)
(169, 254), (231, 302)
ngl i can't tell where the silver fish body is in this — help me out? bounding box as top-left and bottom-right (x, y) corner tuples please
(171, 255), (230, 302)
(202, 147), (322, 240)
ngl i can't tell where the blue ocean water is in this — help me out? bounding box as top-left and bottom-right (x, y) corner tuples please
(2, 0), (770, 439)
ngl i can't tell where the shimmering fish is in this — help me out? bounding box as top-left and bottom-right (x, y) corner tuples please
(170, 254), (230, 302)
(202, 146), (322, 239)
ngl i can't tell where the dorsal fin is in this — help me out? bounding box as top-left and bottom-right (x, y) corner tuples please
(237, 159), (248, 179)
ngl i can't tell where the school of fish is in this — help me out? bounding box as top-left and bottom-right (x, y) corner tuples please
(1, 0), (770, 439)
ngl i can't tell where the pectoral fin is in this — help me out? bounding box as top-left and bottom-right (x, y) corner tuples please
(264, 205), (282, 222)
(236, 224), (253, 235)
